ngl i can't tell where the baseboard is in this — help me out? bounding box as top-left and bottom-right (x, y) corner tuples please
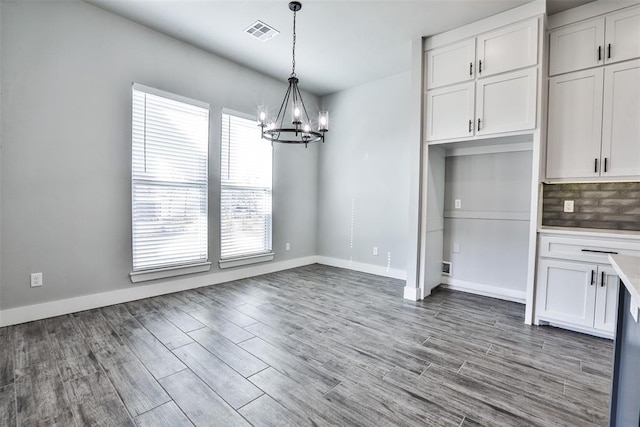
(0, 256), (318, 327)
(440, 276), (526, 304)
(316, 256), (407, 280)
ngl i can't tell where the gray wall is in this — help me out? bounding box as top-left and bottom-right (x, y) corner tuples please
(317, 72), (411, 271)
(443, 150), (532, 293)
(0, 1), (319, 310)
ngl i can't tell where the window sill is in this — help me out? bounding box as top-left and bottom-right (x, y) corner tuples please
(219, 253), (275, 269)
(130, 262), (212, 283)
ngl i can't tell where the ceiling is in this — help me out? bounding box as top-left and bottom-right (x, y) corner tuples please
(87, 0), (593, 96)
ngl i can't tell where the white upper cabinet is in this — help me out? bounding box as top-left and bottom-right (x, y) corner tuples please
(476, 18), (538, 78)
(549, 5), (640, 76)
(426, 39), (475, 89)
(476, 68), (537, 135)
(425, 82), (475, 141)
(549, 18), (604, 76)
(546, 68), (604, 179)
(605, 5), (640, 65)
(601, 59), (640, 178)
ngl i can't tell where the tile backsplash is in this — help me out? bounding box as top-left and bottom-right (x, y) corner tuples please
(542, 182), (640, 231)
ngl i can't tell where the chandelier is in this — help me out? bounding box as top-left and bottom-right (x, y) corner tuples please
(257, 1), (328, 147)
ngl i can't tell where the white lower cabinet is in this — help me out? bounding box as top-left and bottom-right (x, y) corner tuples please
(535, 233), (640, 338)
(537, 260), (616, 334)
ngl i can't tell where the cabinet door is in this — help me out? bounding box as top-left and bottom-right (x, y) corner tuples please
(605, 5), (640, 65)
(536, 259), (596, 327)
(426, 39), (475, 89)
(546, 68), (604, 179)
(594, 266), (619, 333)
(475, 68), (536, 136)
(601, 59), (640, 178)
(476, 18), (538, 78)
(426, 82), (475, 141)
(549, 18), (604, 76)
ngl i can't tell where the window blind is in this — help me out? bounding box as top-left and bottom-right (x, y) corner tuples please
(220, 112), (273, 260)
(132, 84), (209, 271)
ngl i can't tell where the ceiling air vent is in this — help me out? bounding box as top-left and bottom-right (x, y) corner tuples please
(245, 21), (279, 41)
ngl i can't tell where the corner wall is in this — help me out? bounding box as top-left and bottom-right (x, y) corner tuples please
(317, 72), (411, 279)
(0, 1), (319, 319)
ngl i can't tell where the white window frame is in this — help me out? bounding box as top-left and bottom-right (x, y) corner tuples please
(130, 83), (211, 282)
(219, 109), (274, 269)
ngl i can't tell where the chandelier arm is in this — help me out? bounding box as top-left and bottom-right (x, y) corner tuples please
(294, 84), (313, 126)
(274, 81), (293, 138)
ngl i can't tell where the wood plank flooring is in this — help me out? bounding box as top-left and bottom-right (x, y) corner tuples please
(0, 264), (613, 426)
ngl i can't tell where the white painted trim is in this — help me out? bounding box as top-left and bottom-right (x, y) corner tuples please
(425, 2), (544, 50)
(536, 318), (613, 339)
(404, 286), (422, 301)
(547, 1), (639, 30)
(445, 141), (532, 157)
(316, 256), (407, 281)
(0, 256), (318, 327)
(440, 276), (526, 303)
(130, 262), (212, 283)
(219, 253), (275, 269)
(443, 210), (530, 221)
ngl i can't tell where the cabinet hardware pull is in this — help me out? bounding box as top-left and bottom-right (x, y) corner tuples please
(604, 157), (608, 173)
(468, 119), (472, 133)
(594, 158), (598, 173)
(607, 43), (611, 59)
(598, 46), (602, 61)
(600, 271), (605, 287)
(477, 118), (481, 131)
(590, 270), (595, 286)
(479, 60), (482, 74)
(470, 62), (473, 76)
(581, 249), (619, 255)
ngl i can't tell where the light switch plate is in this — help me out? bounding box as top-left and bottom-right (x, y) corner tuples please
(563, 200), (574, 213)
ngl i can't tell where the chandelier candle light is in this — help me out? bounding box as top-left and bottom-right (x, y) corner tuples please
(258, 1), (328, 147)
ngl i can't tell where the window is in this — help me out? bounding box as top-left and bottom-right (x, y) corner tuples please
(131, 84), (209, 279)
(220, 111), (273, 266)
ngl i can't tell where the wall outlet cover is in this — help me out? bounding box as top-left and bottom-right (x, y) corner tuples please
(285, 242), (291, 251)
(454, 199), (462, 209)
(30, 272), (43, 287)
(373, 246), (379, 256)
(563, 200), (574, 213)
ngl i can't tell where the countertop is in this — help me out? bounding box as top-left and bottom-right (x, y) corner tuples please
(609, 254), (640, 309)
(540, 227), (640, 241)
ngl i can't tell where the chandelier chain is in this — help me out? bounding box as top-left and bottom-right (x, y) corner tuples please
(291, 9), (297, 76)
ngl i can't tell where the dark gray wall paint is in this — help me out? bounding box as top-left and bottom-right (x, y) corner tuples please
(610, 286), (640, 427)
(317, 72), (411, 271)
(0, 1), (319, 309)
(542, 182), (640, 231)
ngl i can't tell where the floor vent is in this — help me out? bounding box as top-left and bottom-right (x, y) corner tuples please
(245, 21), (279, 41)
(442, 261), (452, 276)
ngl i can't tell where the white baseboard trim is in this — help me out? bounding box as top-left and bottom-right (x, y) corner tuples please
(316, 256), (407, 280)
(403, 286), (422, 301)
(440, 276), (526, 304)
(0, 256), (318, 327)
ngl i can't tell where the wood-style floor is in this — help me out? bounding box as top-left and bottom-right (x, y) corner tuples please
(0, 264), (613, 426)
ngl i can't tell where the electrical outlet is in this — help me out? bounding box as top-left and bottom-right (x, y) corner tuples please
(453, 242), (461, 253)
(373, 246), (379, 256)
(563, 200), (574, 213)
(285, 242), (291, 251)
(454, 199), (462, 209)
(30, 272), (43, 288)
